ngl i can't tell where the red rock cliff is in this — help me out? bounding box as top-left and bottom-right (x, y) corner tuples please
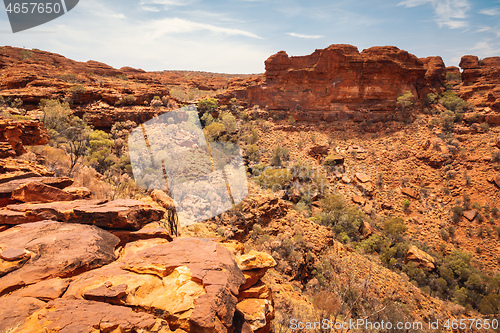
(224, 44), (438, 116)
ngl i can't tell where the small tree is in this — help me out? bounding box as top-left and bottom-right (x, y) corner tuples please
(397, 91), (415, 112)
(197, 98), (218, 114)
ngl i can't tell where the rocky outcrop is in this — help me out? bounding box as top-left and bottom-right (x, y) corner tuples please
(459, 55), (500, 112)
(0, 220), (119, 295)
(0, 199), (164, 230)
(420, 56), (446, 93)
(404, 245), (435, 271)
(220, 44), (439, 120)
(0, 46), (171, 110)
(0, 118), (48, 158)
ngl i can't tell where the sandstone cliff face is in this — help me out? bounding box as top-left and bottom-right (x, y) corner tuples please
(0, 118), (48, 158)
(459, 55), (500, 112)
(222, 44), (437, 120)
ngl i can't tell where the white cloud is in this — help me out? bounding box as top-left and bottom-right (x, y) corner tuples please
(479, 8), (500, 16)
(287, 32), (324, 39)
(398, 0), (470, 29)
(144, 17), (263, 39)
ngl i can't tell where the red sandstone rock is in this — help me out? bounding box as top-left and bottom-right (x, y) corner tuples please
(404, 245), (435, 271)
(0, 220), (119, 295)
(11, 298), (171, 333)
(12, 181), (78, 203)
(220, 44), (431, 118)
(0, 296), (46, 333)
(0, 118), (48, 157)
(0, 198), (164, 230)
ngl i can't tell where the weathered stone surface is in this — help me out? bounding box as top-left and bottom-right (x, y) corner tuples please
(0, 176), (73, 205)
(359, 220), (374, 239)
(355, 172), (370, 183)
(402, 187), (419, 199)
(236, 298), (274, 333)
(420, 56), (446, 93)
(494, 175), (500, 188)
(112, 222), (173, 247)
(11, 298), (171, 333)
(463, 210), (477, 221)
(0, 220), (119, 295)
(405, 245), (435, 271)
(62, 186), (92, 199)
(459, 55), (500, 112)
(220, 44), (430, 117)
(10, 278), (70, 301)
(0, 247), (29, 261)
(0, 158), (53, 179)
(238, 281), (271, 301)
(241, 268), (268, 291)
(0, 118), (49, 158)
(65, 238), (246, 333)
(352, 194), (366, 205)
(12, 181), (78, 203)
(308, 145), (329, 158)
(0, 199), (163, 230)
(0, 296), (46, 333)
(236, 250), (277, 271)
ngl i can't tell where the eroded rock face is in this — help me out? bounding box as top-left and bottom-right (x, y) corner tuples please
(0, 118), (49, 158)
(221, 44), (433, 119)
(11, 298), (171, 333)
(404, 245), (435, 271)
(0, 220), (119, 295)
(0, 199), (164, 230)
(459, 55), (500, 112)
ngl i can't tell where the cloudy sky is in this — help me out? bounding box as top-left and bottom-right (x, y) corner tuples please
(1, 0), (500, 73)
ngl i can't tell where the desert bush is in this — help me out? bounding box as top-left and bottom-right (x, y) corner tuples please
(451, 206), (464, 223)
(383, 216), (407, 243)
(397, 91), (415, 112)
(150, 96), (163, 108)
(314, 194), (364, 242)
(200, 112), (214, 127)
(402, 199), (411, 211)
(220, 111), (237, 133)
(246, 144), (260, 162)
(197, 98), (218, 114)
(116, 94), (136, 106)
(10, 98), (23, 109)
(271, 146), (290, 167)
(204, 122), (225, 141)
(254, 168), (292, 191)
(439, 91), (469, 113)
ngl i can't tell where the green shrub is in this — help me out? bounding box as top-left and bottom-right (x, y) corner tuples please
(270, 146), (290, 167)
(288, 115), (296, 124)
(479, 123), (490, 132)
(204, 122), (225, 141)
(246, 144), (260, 162)
(402, 199), (411, 211)
(383, 217), (407, 243)
(254, 168), (292, 191)
(397, 91), (415, 112)
(197, 98), (218, 113)
(439, 91), (469, 113)
(220, 112), (236, 133)
(117, 94), (136, 106)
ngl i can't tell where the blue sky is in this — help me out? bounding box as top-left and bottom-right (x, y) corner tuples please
(1, 0), (500, 73)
